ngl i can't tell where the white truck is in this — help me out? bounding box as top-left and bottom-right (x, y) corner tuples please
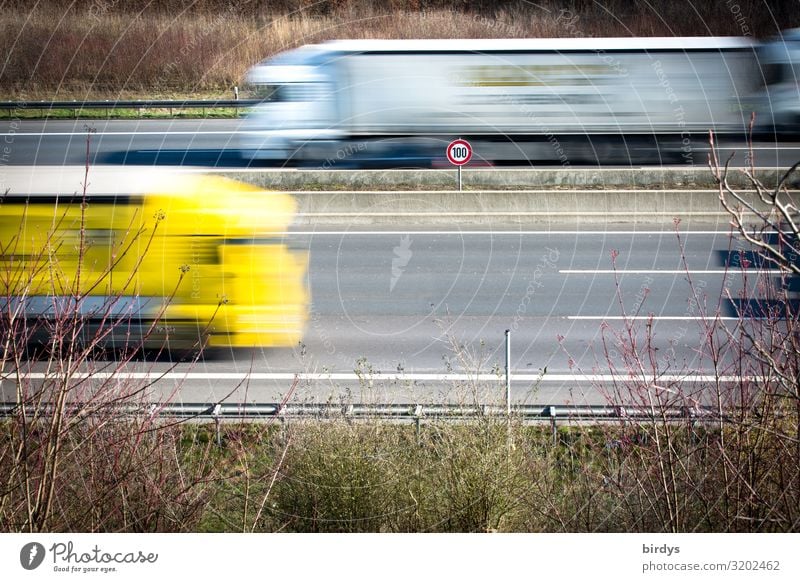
(240, 36), (792, 166)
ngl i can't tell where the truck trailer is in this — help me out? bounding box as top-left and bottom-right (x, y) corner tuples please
(239, 36), (793, 166)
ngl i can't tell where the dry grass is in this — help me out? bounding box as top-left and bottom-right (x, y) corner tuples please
(1, 1), (797, 100)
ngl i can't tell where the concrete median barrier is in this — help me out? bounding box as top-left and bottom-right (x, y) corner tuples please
(283, 189), (768, 225)
(3, 166), (793, 225)
(218, 168), (789, 224)
(222, 166), (797, 191)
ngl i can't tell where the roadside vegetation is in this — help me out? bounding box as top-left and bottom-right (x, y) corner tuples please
(2, 0), (798, 101)
(0, 105), (248, 121)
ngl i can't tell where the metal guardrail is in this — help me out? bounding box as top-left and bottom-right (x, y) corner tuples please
(0, 401), (739, 447)
(0, 401), (724, 423)
(1, 99), (262, 117)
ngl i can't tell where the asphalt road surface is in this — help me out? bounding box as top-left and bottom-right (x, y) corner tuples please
(2, 115), (794, 406)
(2, 222), (781, 406)
(2, 119), (800, 167)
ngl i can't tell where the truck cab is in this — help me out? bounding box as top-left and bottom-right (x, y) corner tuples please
(240, 45), (341, 163)
(756, 28), (800, 135)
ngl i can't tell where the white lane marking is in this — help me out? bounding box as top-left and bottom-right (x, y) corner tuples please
(716, 146), (800, 150)
(2, 129), (798, 148)
(297, 211), (728, 216)
(0, 131), (245, 137)
(2, 372), (751, 383)
(569, 315), (744, 321)
(285, 231), (735, 235)
(560, 269), (780, 274)
(292, 189), (748, 193)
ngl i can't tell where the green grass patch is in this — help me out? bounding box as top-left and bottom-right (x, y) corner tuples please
(0, 106), (247, 120)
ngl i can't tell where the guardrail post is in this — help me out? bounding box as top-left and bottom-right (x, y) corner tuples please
(505, 329), (511, 416)
(684, 406), (699, 443)
(414, 404), (423, 443)
(616, 405), (627, 429)
(504, 329), (514, 453)
(549, 406), (557, 444)
(213, 404), (222, 447)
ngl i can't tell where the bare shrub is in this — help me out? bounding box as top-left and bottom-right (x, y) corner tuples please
(0, 134), (216, 532)
(405, 419), (530, 532)
(2, 1), (797, 99)
(262, 420), (404, 532)
(544, 129), (800, 532)
(250, 415), (531, 533)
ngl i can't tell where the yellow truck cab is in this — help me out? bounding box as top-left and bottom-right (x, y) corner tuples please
(0, 174), (308, 351)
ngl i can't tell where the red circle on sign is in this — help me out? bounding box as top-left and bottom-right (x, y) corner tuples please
(446, 139), (472, 166)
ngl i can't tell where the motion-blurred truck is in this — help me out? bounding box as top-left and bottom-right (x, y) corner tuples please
(238, 35), (800, 167)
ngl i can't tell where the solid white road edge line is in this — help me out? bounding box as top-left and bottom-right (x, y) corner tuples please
(568, 315), (745, 320)
(560, 269), (779, 274)
(3, 372), (754, 383)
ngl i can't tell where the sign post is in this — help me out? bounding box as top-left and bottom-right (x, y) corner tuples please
(505, 329), (511, 417)
(446, 139), (472, 191)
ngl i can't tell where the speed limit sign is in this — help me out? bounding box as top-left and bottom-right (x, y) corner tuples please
(446, 139), (472, 166)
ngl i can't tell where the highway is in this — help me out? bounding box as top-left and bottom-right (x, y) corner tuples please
(1, 116), (796, 407)
(0, 217), (769, 406)
(2, 119), (800, 167)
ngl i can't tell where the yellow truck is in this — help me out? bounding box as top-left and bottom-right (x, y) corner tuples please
(0, 174), (308, 351)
